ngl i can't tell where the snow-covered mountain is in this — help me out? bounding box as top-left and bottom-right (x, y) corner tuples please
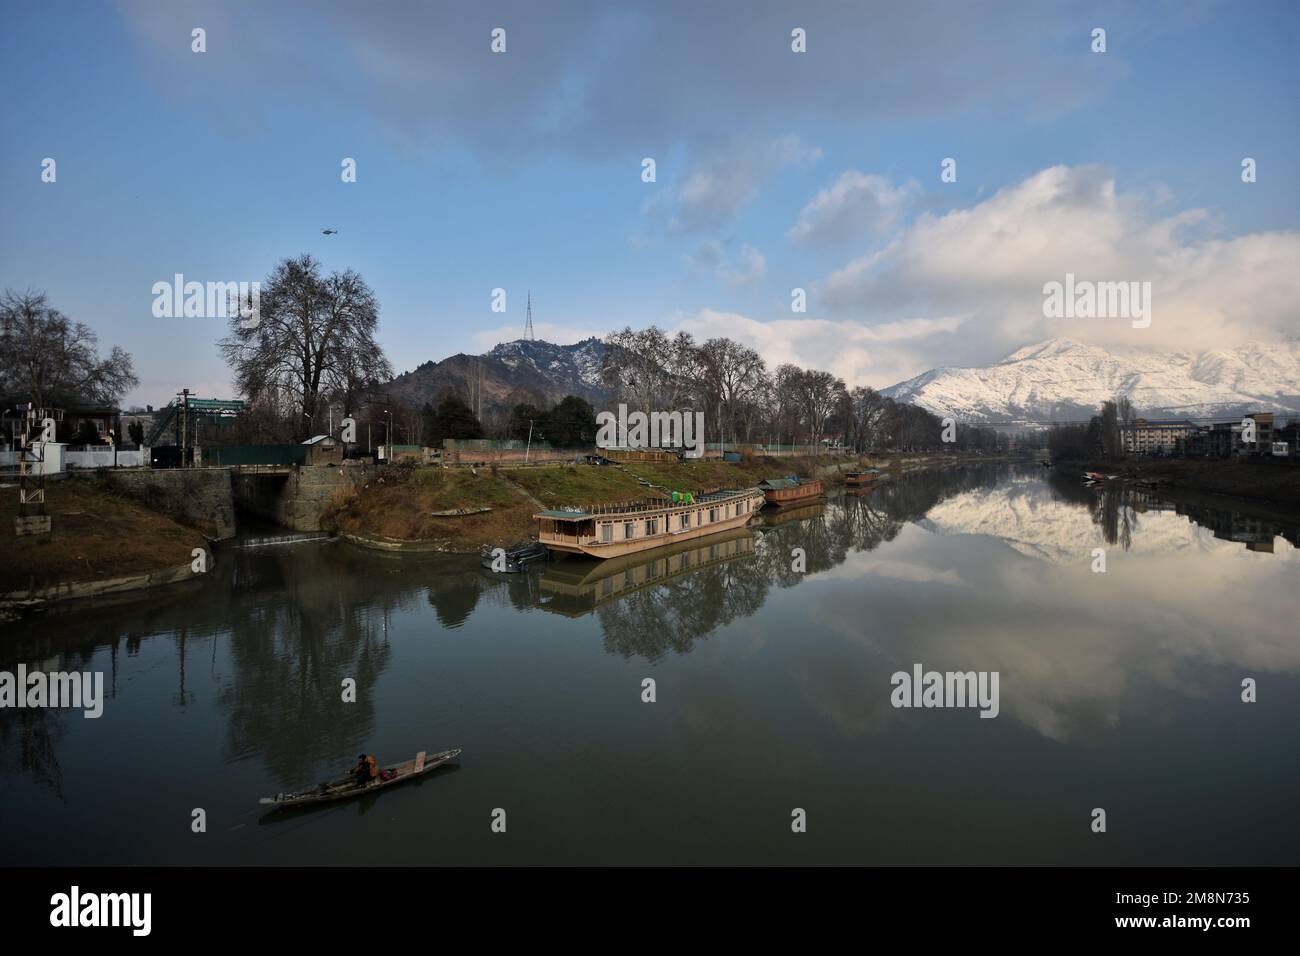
(881, 338), (1300, 423)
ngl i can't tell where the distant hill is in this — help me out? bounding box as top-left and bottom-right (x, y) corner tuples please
(881, 338), (1300, 424)
(383, 337), (609, 413)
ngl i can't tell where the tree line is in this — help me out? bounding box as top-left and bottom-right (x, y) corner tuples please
(599, 326), (1011, 453)
(1046, 397), (1135, 461)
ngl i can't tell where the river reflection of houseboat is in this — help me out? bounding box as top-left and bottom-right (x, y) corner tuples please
(535, 487), (763, 559)
(757, 499), (826, 528)
(536, 528), (757, 617)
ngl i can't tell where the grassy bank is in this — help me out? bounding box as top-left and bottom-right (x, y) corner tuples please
(0, 477), (207, 595)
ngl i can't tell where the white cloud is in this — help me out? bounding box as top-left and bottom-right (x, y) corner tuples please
(818, 164), (1300, 359)
(670, 308), (967, 390)
(788, 171), (920, 245)
(688, 242), (767, 287)
(646, 135), (822, 234)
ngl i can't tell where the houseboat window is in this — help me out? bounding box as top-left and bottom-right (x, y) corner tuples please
(709, 507), (718, 522)
(601, 523), (612, 543)
(624, 522), (634, 539)
(645, 518), (657, 535)
(681, 513), (690, 529)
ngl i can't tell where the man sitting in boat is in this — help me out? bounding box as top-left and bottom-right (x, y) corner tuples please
(352, 754), (378, 788)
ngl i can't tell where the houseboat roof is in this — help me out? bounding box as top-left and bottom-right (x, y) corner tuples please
(536, 487), (760, 521)
(757, 477), (800, 491)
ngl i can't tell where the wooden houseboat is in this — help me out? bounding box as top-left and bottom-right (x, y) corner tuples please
(535, 486), (765, 559)
(843, 468), (879, 487)
(757, 476), (824, 507)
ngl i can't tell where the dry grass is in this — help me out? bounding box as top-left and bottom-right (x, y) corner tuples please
(0, 478), (206, 592)
(324, 467), (539, 548)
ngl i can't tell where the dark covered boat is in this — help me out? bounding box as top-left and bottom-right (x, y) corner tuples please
(259, 749), (461, 810)
(480, 540), (548, 572)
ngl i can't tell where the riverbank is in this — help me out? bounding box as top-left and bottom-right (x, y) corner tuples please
(0, 451), (1022, 606)
(324, 451), (1022, 553)
(1062, 457), (1300, 508)
(0, 478), (210, 612)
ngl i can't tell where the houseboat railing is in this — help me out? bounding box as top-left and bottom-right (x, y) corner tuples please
(551, 486), (758, 518)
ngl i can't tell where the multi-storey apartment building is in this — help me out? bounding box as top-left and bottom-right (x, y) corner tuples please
(1120, 418), (1198, 455)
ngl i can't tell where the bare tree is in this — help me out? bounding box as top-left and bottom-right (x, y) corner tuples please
(798, 369), (844, 450)
(771, 363), (804, 446)
(219, 255), (392, 438)
(600, 326), (699, 414)
(0, 289), (138, 408)
(696, 337), (766, 447)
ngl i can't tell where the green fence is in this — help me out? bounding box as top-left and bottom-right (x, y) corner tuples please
(203, 444), (308, 466)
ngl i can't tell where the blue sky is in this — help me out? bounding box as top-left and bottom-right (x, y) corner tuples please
(1, 0), (1296, 407)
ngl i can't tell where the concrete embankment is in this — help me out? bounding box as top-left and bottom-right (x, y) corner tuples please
(233, 463), (378, 531)
(95, 467), (237, 540)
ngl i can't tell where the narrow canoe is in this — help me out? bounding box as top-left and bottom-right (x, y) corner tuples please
(259, 748), (461, 809)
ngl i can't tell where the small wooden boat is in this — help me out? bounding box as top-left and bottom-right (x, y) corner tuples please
(480, 540), (548, 572)
(843, 469), (879, 487)
(431, 506), (492, 517)
(259, 748), (461, 809)
(758, 476), (823, 506)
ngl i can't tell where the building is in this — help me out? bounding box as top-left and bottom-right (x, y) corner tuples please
(301, 434), (343, 465)
(1120, 418), (1198, 455)
(1183, 413), (1279, 458)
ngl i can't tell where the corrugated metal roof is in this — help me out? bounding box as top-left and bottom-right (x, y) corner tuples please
(758, 478), (799, 490)
(537, 509), (591, 519)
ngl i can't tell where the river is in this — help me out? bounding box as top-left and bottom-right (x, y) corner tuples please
(2, 463), (1298, 865)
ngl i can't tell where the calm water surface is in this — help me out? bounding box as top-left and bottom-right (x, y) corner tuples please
(3, 464), (1298, 865)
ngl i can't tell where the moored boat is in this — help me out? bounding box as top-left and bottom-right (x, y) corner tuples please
(535, 486), (764, 559)
(843, 469), (879, 487)
(480, 540), (548, 572)
(259, 748), (461, 810)
(758, 476), (824, 506)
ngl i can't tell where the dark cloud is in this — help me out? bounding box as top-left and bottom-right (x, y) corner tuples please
(118, 0), (1119, 163)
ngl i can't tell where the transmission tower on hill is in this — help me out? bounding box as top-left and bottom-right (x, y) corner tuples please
(524, 290), (535, 341)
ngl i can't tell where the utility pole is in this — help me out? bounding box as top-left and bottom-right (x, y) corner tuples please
(178, 389), (191, 468)
(525, 419), (534, 464)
